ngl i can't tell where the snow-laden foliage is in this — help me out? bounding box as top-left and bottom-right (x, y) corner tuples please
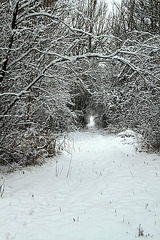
(0, 0), (160, 167)
(0, 0), (76, 166)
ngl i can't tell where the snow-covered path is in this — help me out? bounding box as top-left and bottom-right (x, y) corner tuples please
(0, 131), (160, 240)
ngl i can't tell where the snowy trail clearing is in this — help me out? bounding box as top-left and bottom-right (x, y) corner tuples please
(0, 131), (160, 240)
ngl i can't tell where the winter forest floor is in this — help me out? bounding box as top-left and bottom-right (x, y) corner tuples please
(0, 130), (160, 240)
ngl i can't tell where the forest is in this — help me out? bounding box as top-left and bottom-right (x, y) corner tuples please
(0, 0), (160, 167)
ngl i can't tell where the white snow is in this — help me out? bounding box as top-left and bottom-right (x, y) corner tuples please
(0, 131), (160, 240)
(117, 129), (136, 138)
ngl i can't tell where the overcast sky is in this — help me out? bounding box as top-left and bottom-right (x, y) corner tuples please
(105, 0), (122, 7)
(105, 0), (122, 11)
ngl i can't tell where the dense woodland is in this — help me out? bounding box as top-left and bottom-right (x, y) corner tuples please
(0, 0), (160, 167)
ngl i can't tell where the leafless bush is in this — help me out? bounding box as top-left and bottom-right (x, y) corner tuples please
(0, 127), (65, 167)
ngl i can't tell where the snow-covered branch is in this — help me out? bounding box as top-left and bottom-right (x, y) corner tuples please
(0, 93), (18, 97)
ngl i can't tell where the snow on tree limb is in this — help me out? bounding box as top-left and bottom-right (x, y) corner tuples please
(1, 45), (158, 122)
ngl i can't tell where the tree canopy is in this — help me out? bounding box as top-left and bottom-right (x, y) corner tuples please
(0, 0), (159, 167)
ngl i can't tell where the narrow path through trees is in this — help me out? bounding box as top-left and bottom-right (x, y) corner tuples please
(0, 131), (160, 240)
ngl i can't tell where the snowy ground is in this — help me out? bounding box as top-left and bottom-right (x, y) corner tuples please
(0, 130), (160, 240)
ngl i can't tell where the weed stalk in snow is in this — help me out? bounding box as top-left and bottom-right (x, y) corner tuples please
(0, 180), (5, 198)
(66, 154), (72, 178)
(138, 224), (144, 237)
